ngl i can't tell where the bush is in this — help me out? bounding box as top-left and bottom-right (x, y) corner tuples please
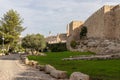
(47, 43), (67, 52)
(70, 40), (77, 49)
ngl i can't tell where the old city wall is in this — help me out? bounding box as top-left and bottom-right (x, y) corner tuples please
(103, 5), (120, 39)
(84, 6), (105, 38)
(103, 5), (115, 39)
(113, 5), (120, 39)
(72, 21), (83, 40)
(67, 5), (120, 54)
(66, 21), (83, 50)
(84, 5), (120, 39)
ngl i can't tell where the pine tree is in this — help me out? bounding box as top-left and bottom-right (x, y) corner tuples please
(0, 9), (25, 53)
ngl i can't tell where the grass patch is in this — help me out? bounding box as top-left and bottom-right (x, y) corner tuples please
(28, 51), (120, 80)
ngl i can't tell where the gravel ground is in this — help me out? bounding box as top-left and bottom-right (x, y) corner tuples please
(0, 54), (57, 80)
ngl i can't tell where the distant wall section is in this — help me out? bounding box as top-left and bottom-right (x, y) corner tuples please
(67, 21), (83, 40)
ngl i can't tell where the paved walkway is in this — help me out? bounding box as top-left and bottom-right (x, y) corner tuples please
(0, 54), (57, 80)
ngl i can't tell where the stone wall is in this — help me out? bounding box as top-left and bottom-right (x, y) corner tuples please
(113, 5), (120, 39)
(84, 5), (114, 39)
(84, 5), (120, 39)
(84, 6), (105, 38)
(66, 5), (120, 54)
(76, 38), (120, 54)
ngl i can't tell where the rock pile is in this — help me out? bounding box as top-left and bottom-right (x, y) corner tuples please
(20, 54), (89, 80)
(20, 55), (69, 80)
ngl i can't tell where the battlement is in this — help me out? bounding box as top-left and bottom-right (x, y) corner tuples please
(103, 5), (115, 13)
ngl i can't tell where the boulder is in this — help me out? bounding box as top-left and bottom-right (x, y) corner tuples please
(87, 41), (97, 47)
(38, 52), (47, 56)
(36, 64), (45, 71)
(45, 64), (56, 74)
(70, 72), (89, 80)
(24, 57), (29, 65)
(32, 61), (38, 67)
(28, 60), (34, 66)
(50, 70), (67, 79)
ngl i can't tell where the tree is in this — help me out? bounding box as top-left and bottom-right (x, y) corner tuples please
(22, 34), (46, 54)
(80, 26), (87, 39)
(0, 9), (25, 53)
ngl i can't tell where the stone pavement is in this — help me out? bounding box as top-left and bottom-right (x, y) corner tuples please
(0, 54), (57, 80)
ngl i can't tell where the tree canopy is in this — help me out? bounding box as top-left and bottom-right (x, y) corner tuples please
(0, 9), (25, 53)
(22, 34), (46, 53)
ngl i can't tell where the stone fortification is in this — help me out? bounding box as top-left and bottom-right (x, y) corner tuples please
(66, 21), (83, 50)
(84, 5), (120, 39)
(67, 21), (83, 40)
(67, 5), (120, 54)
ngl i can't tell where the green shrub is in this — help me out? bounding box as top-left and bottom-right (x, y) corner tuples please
(47, 43), (67, 52)
(70, 40), (77, 49)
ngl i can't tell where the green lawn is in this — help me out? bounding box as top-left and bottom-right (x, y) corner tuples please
(28, 51), (120, 80)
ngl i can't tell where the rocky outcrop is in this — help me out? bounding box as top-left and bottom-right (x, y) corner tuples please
(73, 38), (120, 54)
(70, 72), (89, 80)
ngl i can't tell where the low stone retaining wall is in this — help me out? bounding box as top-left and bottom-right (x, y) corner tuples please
(63, 53), (120, 61)
(20, 54), (90, 80)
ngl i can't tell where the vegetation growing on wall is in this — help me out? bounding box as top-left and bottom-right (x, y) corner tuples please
(80, 26), (87, 39)
(70, 40), (77, 49)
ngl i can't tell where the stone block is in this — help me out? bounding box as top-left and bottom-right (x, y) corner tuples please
(32, 61), (38, 67)
(45, 64), (56, 74)
(36, 65), (45, 71)
(50, 70), (67, 79)
(70, 72), (89, 80)
(28, 60), (34, 66)
(24, 57), (29, 65)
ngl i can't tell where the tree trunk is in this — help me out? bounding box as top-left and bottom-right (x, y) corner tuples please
(7, 44), (10, 52)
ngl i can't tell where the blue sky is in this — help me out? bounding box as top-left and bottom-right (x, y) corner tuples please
(0, 0), (119, 37)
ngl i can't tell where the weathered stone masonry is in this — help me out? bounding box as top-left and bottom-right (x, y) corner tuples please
(67, 5), (120, 54)
(84, 5), (120, 39)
